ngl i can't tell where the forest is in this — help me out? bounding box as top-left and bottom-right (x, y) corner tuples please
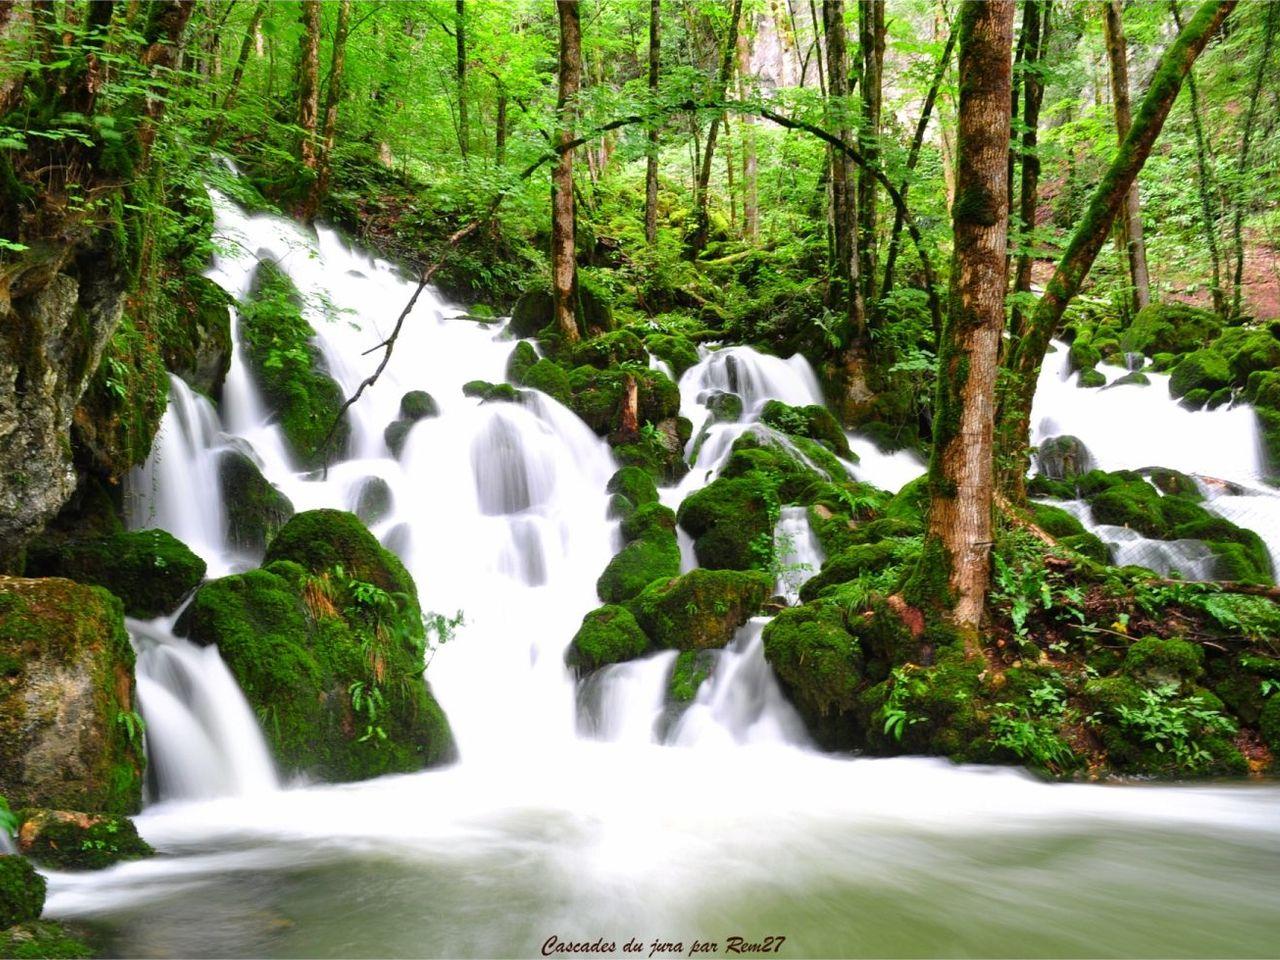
(1, 1), (1279, 958)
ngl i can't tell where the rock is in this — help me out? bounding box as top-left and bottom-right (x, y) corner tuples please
(0, 920), (94, 959)
(352, 477), (393, 526)
(759, 400), (852, 458)
(597, 504), (680, 604)
(0, 236), (128, 563)
(1169, 349), (1232, 400)
(509, 289), (554, 339)
(1077, 367), (1106, 388)
(182, 510), (454, 781)
(239, 261), (349, 468)
(1120, 302), (1222, 356)
(0, 855), (45, 928)
(625, 569), (772, 650)
(505, 342), (539, 384)
(1067, 339), (1101, 374)
(1123, 636), (1203, 685)
(398, 390), (439, 421)
(219, 450), (294, 554)
(762, 602), (864, 744)
(1035, 435), (1093, 481)
(1214, 326), (1280, 382)
(705, 391), (743, 423)
(645, 334), (700, 378)
(167, 274), (233, 398)
(677, 474), (776, 571)
(571, 330), (647, 369)
(605, 467), (659, 508)
(1107, 371), (1150, 388)
(0, 578), (144, 813)
(565, 366), (680, 436)
(798, 539), (918, 603)
(24, 529), (205, 619)
(521, 359), (572, 405)
(1030, 502), (1088, 539)
(16, 809), (153, 870)
(666, 649), (716, 703)
(384, 419), (414, 457)
(462, 380), (520, 403)
(565, 605), (650, 673)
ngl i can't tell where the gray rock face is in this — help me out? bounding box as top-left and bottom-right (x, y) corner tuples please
(1036, 435), (1094, 481)
(0, 241), (127, 565)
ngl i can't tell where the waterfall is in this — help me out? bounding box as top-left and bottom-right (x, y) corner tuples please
(774, 505), (824, 605)
(130, 618), (278, 802)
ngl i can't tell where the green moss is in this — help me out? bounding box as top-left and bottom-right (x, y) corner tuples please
(626, 569), (772, 651)
(521, 359), (573, 405)
(1169, 349), (1232, 400)
(645, 334), (700, 378)
(1124, 636), (1204, 684)
(597, 533), (680, 603)
(239, 261), (349, 467)
(676, 474), (776, 571)
(462, 380), (520, 403)
(1261, 696), (1280, 756)
(1077, 367), (1107, 388)
(1120, 302), (1222, 356)
(219, 450), (295, 554)
(0, 855), (45, 927)
(619, 502), (676, 542)
(762, 602), (863, 744)
(606, 467), (658, 509)
(15, 809), (153, 870)
(1214, 326), (1280, 382)
(565, 605), (650, 673)
(1035, 435), (1093, 481)
(510, 289), (554, 338)
(566, 365), (680, 435)
(352, 477), (393, 526)
(505, 341), (539, 383)
(1031, 503), (1087, 539)
(759, 401), (853, 458)
(399, 390), (439, 421)
(1060, 532), (1110, 563)
(1067, 339), (1102, 374)
(24, 529), (206, 618)
(571, 330), (647, 369)
(799, 540), (918, 603)
(0, 921), (95, 959)
(884, 475), (930, 525)
(667, 649), (714, 703)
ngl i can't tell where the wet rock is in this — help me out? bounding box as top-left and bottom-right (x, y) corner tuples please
(565, 605), (650, 673)
(219, 450), (294, 553)
(398, 390), (439, 421)
(352, 477), (393, 526)
(0, 855), (45, 928)
(625, 568), (772, 651)
(16, 809), (153, 870)
(1035, 435), (1093, 481)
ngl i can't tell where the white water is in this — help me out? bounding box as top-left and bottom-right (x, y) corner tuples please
(51, 191), (1280, 957)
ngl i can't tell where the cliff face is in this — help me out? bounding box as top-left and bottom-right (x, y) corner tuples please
(0, 233), (128, 566)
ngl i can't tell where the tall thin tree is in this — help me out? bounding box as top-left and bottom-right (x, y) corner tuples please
(1103, 0), (1151, 313)
(644, 0), (660, 245)
(552, 0), (583, 344)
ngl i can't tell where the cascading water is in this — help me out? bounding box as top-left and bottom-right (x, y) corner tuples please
(44, 188), (1280, 958)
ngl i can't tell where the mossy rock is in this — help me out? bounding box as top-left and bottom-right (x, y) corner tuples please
(510, 280), (613, 341)
(352, 476), (393, 526)
(706, 391), (743, 423)
(566, 366), (680, 435)
(676, 475), (776, 571)
(0, 920), (95, 959)
(1035, 435), (1093, 481)
(799, 539), (918, 603)
(16, 808), (153, 870)
(861, 649), (986, 759)
(24, 529), (206, 619)
(399, 390), (439, 421)
(462, 380), (521, 403)
(1142, 467), (1201, 498)
(1261, 696), (1280, 756)
(1031, 502), (1087, 539)
(645, 334), (700, 378)
(1107, 371), (1150, 388)
(1067, 339), (1102, 374)
(219, 450), (295, 554)
(239, 261), (349, 468)
(606, 467), (658, 509)
(521, 359), (573, 405)
(596, 530), (680, 604)
(510, 289), (554, 339)
(619, 502), (677, 543)
(0, 854), (45, 928)
(505, 342), (539, 384)
(1060, 532), (1110, 564)
(565, 605), (650, 673)
(384, 419), (414, 457)
(1245, 369), (1280, 409)
(165, 273), (234, 399)
(1077, 367), (1106, 389)
(759, 400), (852, 458)
(1120, 302), (1222, 356)
(571, 330), (647, 369)
(0, 578), (144, 813)
(667, 649), (715, 703)
(762, 602), (864, 748)
(1123, 636), (1204, 685)
(626, 569), (772, 651)
(883, 475), (930, 525)
(720, 430), (845, 504)
(1169, 349), (1232, 400)
(1214, 326), (1280, 382)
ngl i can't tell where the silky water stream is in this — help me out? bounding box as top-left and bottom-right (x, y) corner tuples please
(39, 191), (1280, 958)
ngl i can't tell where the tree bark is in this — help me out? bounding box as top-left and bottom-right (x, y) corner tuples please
(690, 0), (744, 255)
(908, 0), (1014, 639)
(209, 0), (265, 147)
(552, 0), (583, 344)
(137, 0), (195, 168)
(823, 0), (864, 339)
(296, 0), (321, 173)
(1010, 0), (1050, 340)
(882, 12), (957, 297)
(456, 0), (468, 160)
(856, 0), (885, 307)
(1103, 0), (1151, 313)
(495, 76), (508, 167)
(737, 24), (759, 242)
(303, 0), (350, 222)
(997, 0), (1237, 498)
(645, 0), (660, 245)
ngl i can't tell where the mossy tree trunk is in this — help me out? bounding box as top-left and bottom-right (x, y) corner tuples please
(823, 0), (864, 341)
(689, 0), (743, 256)
(644, 0), (660, 245)
(552, 0), (582, 344)
(996, 0), (1237, 499)
(908, 0), (1014, 640)
(455, 0), (468, 161)
(857, 0), (885, 309)
(303, 0), (350, 224)
(1103, 0), (1151, 315)
(1010, 0), (1050, 341)
(295, 0), (321, 175)
(736, 27), (759, 242)
(208, 1), (265, 148)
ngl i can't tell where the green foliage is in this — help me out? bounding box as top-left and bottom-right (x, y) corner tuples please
(1111, 683), (1237, 771)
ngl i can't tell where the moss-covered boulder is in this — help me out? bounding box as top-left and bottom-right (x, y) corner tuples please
(676, 474), (776, 571)
(606, 467), (659, 510)
(597, 504), (680, 603)
(182, 510), (454, 781)
(505, 342), (539, 384)
(219, 450), (294, 554)
(798, 539), (918, 603)
(166, 274), (234, 399)
(1035, 435), (1092, 481)
(1215, 326), (1280, 382)
(1169, 349), (1232, 400)
(384, 419), (414, 458)
(239, 261), (349, 468)
(0, 579), (144, 813)
(510, 281), (613, 341)
(565, 605), (650, 673)
(399, 390), (439, 421)
(645, 334), (700, 378)
(1077, 367), (1107, 388)
(352, 477), (393, 526)
(510, 289), (554, 339)
(626, 569), (772, 650)
(1120, 302), (1222, 356)
(762, 602), (864, 747)
(0, 920), (94, 959)
(667, 649), (716, 703)
(759, 400), (852, 458)
(24, 529), (205, 619)
(16, 809), (153, 870)
(0, 854), (45, 928)
(571, 330), (647, 369)
(566, 366), (680, 435)
(1123, 636), (1204, 685)
(462, 380), (521, 403)
(521, 359), (573, 405)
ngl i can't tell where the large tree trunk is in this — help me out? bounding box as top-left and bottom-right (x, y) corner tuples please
(1103, 0), (1151, 313)
(737, 25), (759, 242)
(296, 0), (321, 173)
(690, 0), (744, 255)
(303, 0), (350, 223)
(208, 1), (265, 147)
(1010, 0), (1050, 340)
(856, 0), (885, 308)
(997, 0), (1237, 498)
(645, 0), (660, 245)
(882, 13), (957, 296)
(906, 0), (1014, 640)
(456, 0), (468, 161)
(822, 0), (864, 340)
(552, 0), (582, 344)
